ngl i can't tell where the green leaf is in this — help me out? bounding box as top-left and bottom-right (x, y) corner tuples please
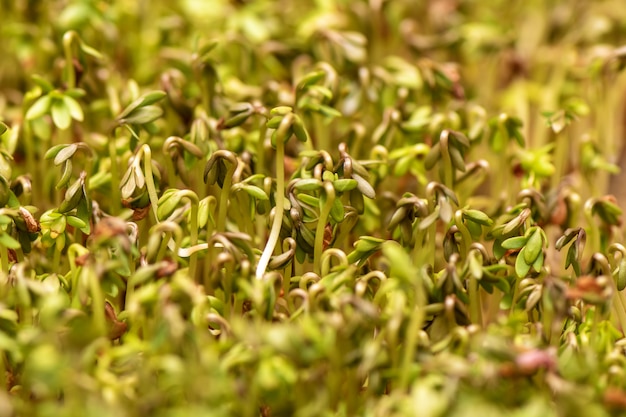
(31, 74), (55, 92)
(66, 215), (87, 230)
(292, 114), (310, 143)
(296, 193), (320, 208)
(463, 209), (493, 226)
(293, 179), (323, 191)
(44, 144), (66, 161)
(524, 228), (543, 264)
(51, 99), (72, 129)
(241, 185), (268, 201)
(119, 105), (163, 125)
(352, 173), (375, 199)
(329, 198), (344, 223)
(332, 179), (357, 193)
(76, 198), (91, 234)
(25, 95), (52, 120)
(63, 95), (84, 122)
(531, 249), (544, 272)
(318, 104), (342, 118)
(424, 142), (441, 170)
(56, 160), (73, 190)
(117, 91), (167, 120)
(52, 144), (78, 166)
(515, 247), (532, 278)
(565, 243), (578, 272)
(501, 236), (527, 250)
(297, 71), (326, 90)
(0, 233), (21, 249)
(157, 190), (183, 220)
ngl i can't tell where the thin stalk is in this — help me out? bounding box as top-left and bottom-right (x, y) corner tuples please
(454, 211), (471, 260)
(440, 130), (454, 189)
(156, 231), (172, 261)
(67, 243), (88, 308)
(583, 201), (600, 256)
(0, 245), (8, 277)
(314, 182), (335, 276)
(611, 284), (626, 335)
(312, 113), (329, 152)
(23, 124), (41, 205)
(179, 191), (200, 280)
(53, 241), (62, 273)
(62, 31), (77, 89)
(223, 263), (234, 319)
(108, 138), (120, 214)
(256, 119), (290, 280)
(551, 131), (567, 190)
(87, 265), (106, 336)
(256, 120), (267, 176)
(138, 145), (160, 222)
(216, 164), (236, 233)
(399, 296), (425, 389)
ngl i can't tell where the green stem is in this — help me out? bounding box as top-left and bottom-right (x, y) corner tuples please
(23, 123), (40, 205)
(256, 138), (285, 280)
(314, 182), (335, 276)
(88, 265), (106, 336)
(62, 31), (77, 89)
(67, 244), (88, 308)
(224, 263), (234, 320)
(399, 306), (423, 390)
(440, 130), (454, 189)
(216, 167), (235, 233)
(583, 201), (600, 256)
(156, 231), (172, 261)
(454, 211), (471, 260)
(551, 131), (567, 190)
(108, 138), (120, 214)
(53, 241), (62, 272)
(139, 145), (160, 222)
(313, 112), (328, 152)
(256, 120), (267, 176)
(468, 271), (482, 326)
(0, 246), (8, 276)
(180, 192), (199, 280)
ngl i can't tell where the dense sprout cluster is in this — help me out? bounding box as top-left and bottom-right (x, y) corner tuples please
(2, 1), (626, 416)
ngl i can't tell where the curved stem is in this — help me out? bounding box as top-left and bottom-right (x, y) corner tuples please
(139, 145), (160, 222)
(454, 210), (472, 261)
(320, 248), (348, 277)
(314, 182), (335, 276)
(256, 138), (285, 280)
(178, 191), (199, 280)
(216, 165), (236, 234)
(156, 231), (172, 261)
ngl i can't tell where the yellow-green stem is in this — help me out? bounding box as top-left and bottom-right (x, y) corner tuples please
(314, 182), (335, 276)
(108, 139), (120, 214)
(256, 138), (285, 280)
